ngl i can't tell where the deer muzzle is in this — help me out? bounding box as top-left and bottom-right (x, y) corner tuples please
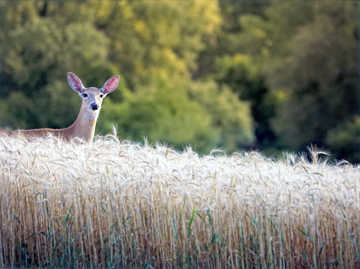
(91, 103), (99, 111)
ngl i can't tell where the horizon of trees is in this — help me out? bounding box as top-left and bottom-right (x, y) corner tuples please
(0, 1), (359, 163)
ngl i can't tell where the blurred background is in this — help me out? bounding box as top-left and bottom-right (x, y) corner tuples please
(0, 1), (359, 163)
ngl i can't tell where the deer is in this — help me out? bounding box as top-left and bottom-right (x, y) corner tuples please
(0, 72), (120, 143)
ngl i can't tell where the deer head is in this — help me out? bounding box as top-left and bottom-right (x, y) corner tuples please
(67, 72), (120, 120)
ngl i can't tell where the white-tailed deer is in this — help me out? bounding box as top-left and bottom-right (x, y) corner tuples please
(0, 72), (119, 143)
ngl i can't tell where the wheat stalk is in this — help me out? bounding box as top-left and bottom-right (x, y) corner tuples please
(0, 133), (359, 268)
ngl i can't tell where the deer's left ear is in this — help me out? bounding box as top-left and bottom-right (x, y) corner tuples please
(68, 72), (85, 93)
(102, 76), (120, 94)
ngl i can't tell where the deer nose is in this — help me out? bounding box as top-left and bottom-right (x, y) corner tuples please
(91, 103), (99, 111)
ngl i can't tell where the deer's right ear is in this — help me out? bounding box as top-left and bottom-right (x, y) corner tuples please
(102, 76), (120, 94)
(68, 72), (84, 93)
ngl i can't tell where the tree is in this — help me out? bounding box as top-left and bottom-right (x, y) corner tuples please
(214, 53), (276, 150)
(0, 3), (118, 129)
(272, 2), (359, 153)
(326, 117), (360, 163)
(97, 77), (219, 153)
(188, 80), (254, 152)
(0, 0), (255, 154)
(97, 76), (254, 153)
(92, 0), (222, 89)
(209, 1), (360, 162)
(197, 2), (299, 152)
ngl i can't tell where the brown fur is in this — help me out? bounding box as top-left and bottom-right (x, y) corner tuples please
(0, 73), (119, 143)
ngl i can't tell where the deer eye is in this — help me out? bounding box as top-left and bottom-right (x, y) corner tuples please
(83, 93), (88, 98)
(100, 94), (104, 98)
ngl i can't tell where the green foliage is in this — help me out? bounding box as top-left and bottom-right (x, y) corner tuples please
(198, 2), (313, 153)
(214, 54), (276, 149)
(205, 1), (359, 161)
(0, 1), (236, 154)
(188, 81), (254, 152)
(98, 79), (220, 153)
(3, 19), (112, 88)
(0, 5), (117, 129)
(93, 0), (221, 88)
(0, 1), (359, 160)
(326, 117), (360, 163)
(272, 2), (358, 151)
(0, 92), (34, 129)
(98, 76), (254, 153)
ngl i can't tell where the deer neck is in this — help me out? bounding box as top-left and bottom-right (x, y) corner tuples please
(67, 103), (98, 143)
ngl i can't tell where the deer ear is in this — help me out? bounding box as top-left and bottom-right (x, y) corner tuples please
(102, 76), (120, 94)
(68, 72), (84, 93)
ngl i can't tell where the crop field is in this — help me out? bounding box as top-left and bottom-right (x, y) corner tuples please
(0, 133), (359, 268)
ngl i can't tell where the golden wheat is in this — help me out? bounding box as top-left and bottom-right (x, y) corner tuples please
(0, 133), (359, 268)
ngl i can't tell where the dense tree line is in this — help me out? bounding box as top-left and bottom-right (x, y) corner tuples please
(0, 1), (359, 162)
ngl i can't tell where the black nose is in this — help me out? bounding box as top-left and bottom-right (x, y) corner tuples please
(91, 104), (99, 111)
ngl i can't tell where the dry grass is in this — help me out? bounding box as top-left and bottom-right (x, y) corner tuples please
(0, 133), (359, 268)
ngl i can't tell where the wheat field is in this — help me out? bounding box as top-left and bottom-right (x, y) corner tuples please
(0, 133), (359, 268)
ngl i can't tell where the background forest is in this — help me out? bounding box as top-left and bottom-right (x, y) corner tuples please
(0, 1), (359, 163)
